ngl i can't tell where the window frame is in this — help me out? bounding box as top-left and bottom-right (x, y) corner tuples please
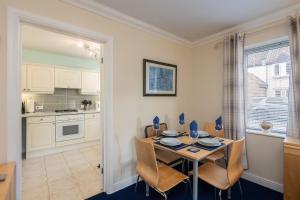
(244, 40), (290, 135)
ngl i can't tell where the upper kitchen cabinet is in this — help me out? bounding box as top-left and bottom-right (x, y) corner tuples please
(81, 71), (100, 95)
(25, 64), (55, 94)
(55, 67), (81, 89)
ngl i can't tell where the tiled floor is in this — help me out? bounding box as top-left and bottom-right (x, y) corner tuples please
(22, 144), (102, 200)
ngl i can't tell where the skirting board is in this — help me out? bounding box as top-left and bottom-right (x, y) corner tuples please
(110, 172), (283, 195)
(242, 171), (283, 193)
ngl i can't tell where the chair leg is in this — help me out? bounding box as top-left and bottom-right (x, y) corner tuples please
(238, 180), (244, 199)
(227, 187), (231, 199)
(162, 192), (167, 200)
(184, 179), (192, 197)
(218, 190), (222, 200)
(145, 184), (149, 197)
(134, 176), (139, 192)
(181, 159), (185, 172)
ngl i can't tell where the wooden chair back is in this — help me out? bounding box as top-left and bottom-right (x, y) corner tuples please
(227, 138), (245, 186)
(145, 123), (168, 138)
(203, 122), (224, 138)
(135, 137), (159, 187)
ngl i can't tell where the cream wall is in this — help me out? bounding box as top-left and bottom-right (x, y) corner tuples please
(191, 23), (289, 188)
(0, 0), (194, 183)
(0, 0), (292, 192)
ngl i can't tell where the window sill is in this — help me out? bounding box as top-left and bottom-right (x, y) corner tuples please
(246, 129), (286, 139)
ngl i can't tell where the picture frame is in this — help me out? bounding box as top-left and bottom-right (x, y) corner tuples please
(143, 59), (177, 96)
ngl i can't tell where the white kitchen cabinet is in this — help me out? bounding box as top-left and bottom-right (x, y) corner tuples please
(81, 71), (100, 95)
(55, 68), (81, 89)
(26, 64), (54, 93)
(26, 116), (55, 152)
(85, 113), (101, 141)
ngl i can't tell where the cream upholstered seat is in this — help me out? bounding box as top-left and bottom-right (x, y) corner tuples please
(203, 122), (226, 163)
(198, 138), (245, 200)
(134, 137), (190, 199)
(144, 123), (182, 166)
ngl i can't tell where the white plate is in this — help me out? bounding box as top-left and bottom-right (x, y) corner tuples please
(197, 131), (209, 138)
(162, 130), (180, 137)
(198, 138), (221, 147)
(160, 138), (181, 146)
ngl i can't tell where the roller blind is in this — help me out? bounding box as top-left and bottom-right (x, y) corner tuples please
(245, 40), (291, 134)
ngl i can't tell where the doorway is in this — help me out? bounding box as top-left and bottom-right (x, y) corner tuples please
(7, 8), (114, 200)
(21, 23), (103, 199)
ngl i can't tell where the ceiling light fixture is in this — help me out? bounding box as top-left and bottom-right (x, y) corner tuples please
(77, 41), (83, 48)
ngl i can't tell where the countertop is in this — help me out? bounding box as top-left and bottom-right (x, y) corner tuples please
(22, 110), (100, 118)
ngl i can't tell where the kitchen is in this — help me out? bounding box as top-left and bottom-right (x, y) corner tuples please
(20, 24), (103, 200)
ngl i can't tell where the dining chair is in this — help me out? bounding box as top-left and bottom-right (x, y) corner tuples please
(145, 123), (183, 168)
(134, 137), (191, 200)
(203, 122), (226, 164)
(197, 138), (245, 200)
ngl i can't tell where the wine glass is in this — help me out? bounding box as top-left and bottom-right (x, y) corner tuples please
(153, 122), (160, 137)
(190, 130), (199, 144)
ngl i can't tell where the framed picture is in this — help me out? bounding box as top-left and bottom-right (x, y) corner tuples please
(143, 59), (177, 96)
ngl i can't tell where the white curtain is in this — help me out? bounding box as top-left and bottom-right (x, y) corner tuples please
(223, 33), (248, 169)
(288, 17), (300, 138)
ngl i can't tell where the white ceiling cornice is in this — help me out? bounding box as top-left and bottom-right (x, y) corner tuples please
(191, 2), (300, 47)
(63, 0), (300, 48)
(62, 0), (193, 47)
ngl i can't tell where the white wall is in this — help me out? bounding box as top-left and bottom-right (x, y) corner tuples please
(191, 23), (289, 190)
(0, 0), (194, 185)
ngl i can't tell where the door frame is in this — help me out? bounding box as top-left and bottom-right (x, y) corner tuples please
(7, 7), (115, 199)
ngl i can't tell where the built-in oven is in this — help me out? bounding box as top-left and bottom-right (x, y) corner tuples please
(56, 114), (84, 142)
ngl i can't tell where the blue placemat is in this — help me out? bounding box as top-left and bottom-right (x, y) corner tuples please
(192, 142), (225, 151)
(155, 141), (190, 151)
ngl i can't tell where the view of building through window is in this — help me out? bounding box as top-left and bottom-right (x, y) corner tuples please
(245, 41), (291, 133)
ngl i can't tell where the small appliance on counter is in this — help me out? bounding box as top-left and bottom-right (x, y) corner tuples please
(95, 101), (100, 111)
(26, 98), (35, 113)
(81, 100), (92, 110)
(22, 101), (26, 114)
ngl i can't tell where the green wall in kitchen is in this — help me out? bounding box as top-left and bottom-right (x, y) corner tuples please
(22, 48), (100, 69)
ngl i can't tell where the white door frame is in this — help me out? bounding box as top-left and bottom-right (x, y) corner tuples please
(7, 7), (115, 199)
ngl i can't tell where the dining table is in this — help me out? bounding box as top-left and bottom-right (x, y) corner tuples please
(142, 134), (234, 200)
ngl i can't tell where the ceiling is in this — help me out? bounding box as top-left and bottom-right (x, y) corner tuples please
(93, 0), (299, 42)
(22, 24), (101, 59)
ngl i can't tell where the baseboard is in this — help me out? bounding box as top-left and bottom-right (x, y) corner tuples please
(242, 171), (283, 193)
(111, 175), (138, 193)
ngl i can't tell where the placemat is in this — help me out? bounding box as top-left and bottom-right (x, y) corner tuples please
(155, 141), (190, 151)
(192, 142), (225, 151)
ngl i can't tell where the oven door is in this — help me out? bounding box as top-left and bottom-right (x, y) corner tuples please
(56, 120), (84, 142)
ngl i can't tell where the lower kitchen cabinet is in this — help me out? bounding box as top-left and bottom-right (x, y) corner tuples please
(85, 113), (101, 141)
(26, 116), (56, 152)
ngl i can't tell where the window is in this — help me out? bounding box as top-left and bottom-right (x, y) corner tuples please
(245, 40), (291, 134)
(275, 90), (281, 97)
(274, 64), (280, 76)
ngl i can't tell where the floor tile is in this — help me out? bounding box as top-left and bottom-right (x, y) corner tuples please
(22, 183), (49, 200)
(22, 144), (102, 200)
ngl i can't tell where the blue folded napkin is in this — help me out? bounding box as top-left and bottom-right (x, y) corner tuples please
(153, 116), (160, 130)
(179, 113), (185, 125)
(215, 116), (222, 130)
(189, 120), (198, 138)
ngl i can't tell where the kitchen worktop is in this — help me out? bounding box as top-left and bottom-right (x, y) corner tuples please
(22, 110), (100, 118)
